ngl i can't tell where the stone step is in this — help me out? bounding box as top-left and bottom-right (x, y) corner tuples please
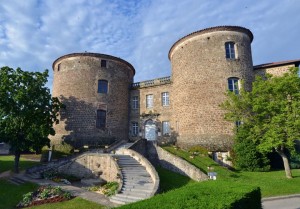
(122, 184), (154, 190)
(109, 196), (134, 205)
(123, 176), (151, 180)
(123, 179), (152, 184)
(121, 170), (150, 176)
(8, 177), (27, 185)
(26, 172), (42, 179)
(120, 191), (152, 198)
(114, 193), (145, 201)
(121, 187), (153, 193)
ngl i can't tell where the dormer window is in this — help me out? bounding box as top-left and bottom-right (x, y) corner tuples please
(225, 42), (236, 59)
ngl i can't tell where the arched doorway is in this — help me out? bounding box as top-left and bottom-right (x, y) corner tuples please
(145, 119), (156, 141)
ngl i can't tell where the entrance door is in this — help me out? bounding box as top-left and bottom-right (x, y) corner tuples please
(145, 120), (156, 141)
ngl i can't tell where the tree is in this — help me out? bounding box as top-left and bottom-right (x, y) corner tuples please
(232, 124), (270, 171)
(222, 67), (300, 178)
(0, 67), (63, 173)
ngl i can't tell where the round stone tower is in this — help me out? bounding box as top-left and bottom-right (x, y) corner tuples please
(169, 26), (254, 151)
(50, 53), (135, 148)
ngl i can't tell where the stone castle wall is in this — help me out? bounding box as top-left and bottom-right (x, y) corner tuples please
(50, 53), (134, 147)
(129, 79), (174, 144)
(169, 27), (254, 150)
(50, 26), (299, 152)
(254, 64), (296, 77)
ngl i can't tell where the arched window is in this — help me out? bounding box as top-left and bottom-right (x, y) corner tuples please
(96, 110), (106, 128)
(98, 80), (108, 94)
(228, 77), (239, 94)
(225, 42), (236, 59)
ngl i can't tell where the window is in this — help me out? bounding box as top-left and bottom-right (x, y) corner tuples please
(162, 92), (170, 106)
(98, 80), (108, 94)
(96, 110), (106, 128)
(162, 121), (170, 136)
(132, 122), (139, 136)
(57, 63), (61, 71)
(225, 42), (235, 59)
(132, 96), (139, 109)
(101, 60), (107, 68)
(146, 94), (153, 108)
(228, 78), (239, 94)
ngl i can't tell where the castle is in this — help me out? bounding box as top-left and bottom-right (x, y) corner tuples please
(50, 26), (300, 164)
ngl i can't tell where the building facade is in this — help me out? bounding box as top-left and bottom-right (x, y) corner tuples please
(51, 26), (300, 155)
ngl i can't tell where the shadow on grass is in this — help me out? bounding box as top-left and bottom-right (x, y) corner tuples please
(0, 155), (40, 173)
(155, 166), (195, 193)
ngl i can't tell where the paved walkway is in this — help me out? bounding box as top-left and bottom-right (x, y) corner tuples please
(262, 194), (300, 209)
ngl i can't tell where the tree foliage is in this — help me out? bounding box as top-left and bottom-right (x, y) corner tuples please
(222, 67), (300, 178)
(0, 67), (63, 173)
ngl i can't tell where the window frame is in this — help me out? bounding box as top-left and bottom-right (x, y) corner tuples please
(96, 110), (106, 128)
(101, 59), (107, 68)
(225, 42), (236, 59)
(146, 94), (154, 108)
(98, 80), (108, 94)
(132, 122), (139, 137)
(228, 77), (239, 95)
(161, 92), (170, 106)
(162, 121), (170, 136)
(132, 96), (139, 109)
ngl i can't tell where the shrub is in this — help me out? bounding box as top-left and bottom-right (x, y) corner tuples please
(17, 185), (73, 208)
(233, 125), (270, 171)
(290, 153), (300, 169)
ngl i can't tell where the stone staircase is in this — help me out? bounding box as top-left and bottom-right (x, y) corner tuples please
(109, 155), (155, 205)
(7, 176), (27, 185)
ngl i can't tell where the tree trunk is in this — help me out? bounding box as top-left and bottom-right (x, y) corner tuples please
(277, 149), (292, 179)
(14, 150), (21, 173)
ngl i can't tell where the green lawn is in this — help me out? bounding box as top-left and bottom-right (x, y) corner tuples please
(156, 166), (196, 192)
(27, 197), (105, 209)
(0, 155), (40, 173)
(1, 148), (300, 209)
(0, 179), (38, 209)
(163, 146), (300, 197)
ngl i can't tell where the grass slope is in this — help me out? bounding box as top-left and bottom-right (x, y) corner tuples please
(164, 146), (300, 197)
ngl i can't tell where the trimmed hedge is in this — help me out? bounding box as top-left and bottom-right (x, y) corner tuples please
(118, 181), (261, 209)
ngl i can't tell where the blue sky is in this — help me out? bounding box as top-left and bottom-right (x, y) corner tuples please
(0, 0), (299, 89)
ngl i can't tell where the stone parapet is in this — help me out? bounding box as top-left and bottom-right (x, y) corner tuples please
(155, 146), (208, 181)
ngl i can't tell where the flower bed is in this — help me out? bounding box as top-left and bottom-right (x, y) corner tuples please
(17, 185), (73, 208)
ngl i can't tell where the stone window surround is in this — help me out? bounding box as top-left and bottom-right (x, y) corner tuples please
(98, 79), (108, 94)
(132, 96), (139, 109)
(146, 94), (154, 108)
(96, 109), (106, 128)
(225, 42), (236, 59)
(162, 121), (170, 136)
(227, 77), (240, 95)
(161, 92), (170, 106)
(101, 59), (107, 68)
(132, 122), (139, 136)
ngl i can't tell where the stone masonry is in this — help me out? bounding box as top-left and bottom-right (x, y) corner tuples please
(51, 26), (300, 153)
(50, 53), (134, 148)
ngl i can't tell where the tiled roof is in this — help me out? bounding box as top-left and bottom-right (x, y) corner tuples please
(254, 59), (300, 70)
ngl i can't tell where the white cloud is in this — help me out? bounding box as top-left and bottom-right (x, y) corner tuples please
(0, 0), (299, 89)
